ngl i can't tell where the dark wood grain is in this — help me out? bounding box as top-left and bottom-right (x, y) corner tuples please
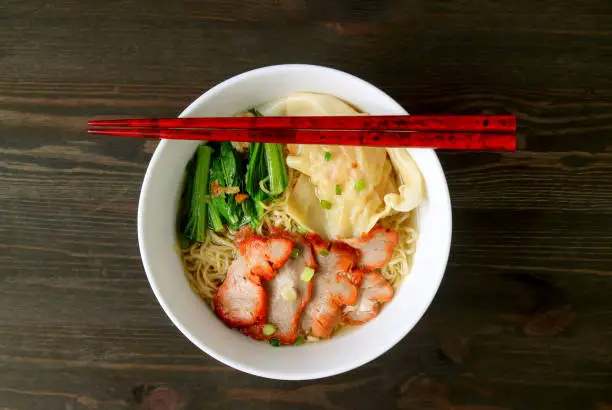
(2, 0), (612, 409)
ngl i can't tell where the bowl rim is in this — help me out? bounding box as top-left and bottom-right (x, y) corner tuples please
(138, 64), (452, 379)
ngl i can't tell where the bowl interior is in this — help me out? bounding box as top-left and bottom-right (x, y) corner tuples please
(138, 64), (451, 380)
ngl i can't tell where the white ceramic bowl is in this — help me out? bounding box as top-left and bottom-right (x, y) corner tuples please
(138, 64), (452, 380)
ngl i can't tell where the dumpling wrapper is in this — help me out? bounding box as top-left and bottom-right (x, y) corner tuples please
(259, 93), (424, 239)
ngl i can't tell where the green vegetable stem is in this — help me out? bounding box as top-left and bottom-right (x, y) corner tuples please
(207, 201), (225, 232)
(264, 143), (288, 196)
(182, 144), (213, 242)
(245, 142), (267, 200)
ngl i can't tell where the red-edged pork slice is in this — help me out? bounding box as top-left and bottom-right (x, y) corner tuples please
(214, 256), (267, 328)
(343, 272), (394, 325)
(264, 235), (317, 344)
(333, 246), (365, 286)
(238, 233), (294, 282)
(244, 235), (317, 344)
(300, 236), (359, 338)
(343, 225), (399, 270)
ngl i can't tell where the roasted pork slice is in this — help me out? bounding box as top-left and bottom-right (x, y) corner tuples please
(238, 233), (295, 281)
(333, 245), (365, 286)
(344, 225), (399, 270)
(343, 272), (394, 325)
(263, 235), (317, 344)
(243, 235), (317, 344)
(214, 256), (267, 328)
(300, 236), (359, 338)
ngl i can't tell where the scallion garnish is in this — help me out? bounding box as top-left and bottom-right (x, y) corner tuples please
(324, 151), (332, 161)
(335, 184), (342, 195)
(355, 179), (366, 191)
(263, 324), (276, 336)
(269, 338), (281, 347)
(294, 336), (305, 346)
(281, 286), (297, 302)
(320, 200), (332, 210)
(319, 249), (329, 257)
(301, 267), (315, 282)
(290, 248), (300, 259)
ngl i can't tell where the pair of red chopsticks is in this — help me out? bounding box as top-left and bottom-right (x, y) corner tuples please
(88, 115), (517, 151)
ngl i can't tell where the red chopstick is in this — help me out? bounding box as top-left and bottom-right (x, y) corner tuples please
(88, 127), (516, 151)
(89, 115), (515, 133)
(88, 115), (517, 151)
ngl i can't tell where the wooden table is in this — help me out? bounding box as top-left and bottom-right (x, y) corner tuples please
(2, 1), (612, 409)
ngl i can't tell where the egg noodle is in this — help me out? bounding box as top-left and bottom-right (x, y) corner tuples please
(181, 165), (417, 308)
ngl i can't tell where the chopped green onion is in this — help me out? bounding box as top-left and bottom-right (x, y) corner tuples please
(269, 338), (281, 347)
(248, 108), (263, 117)
(319, 248), (329, 257)
(355, 179), (366, 191)
(290, 248), (300, 259)
(324, 151), (332, 161)
(262, 324), (276, 336)
(294, 336), (305, 346)
(281, 286), (297, 302)
(295, 225), (309, 235)
(320, 200), (332, 210)
(301, 267), (315, 282)
(335, 184), (342, 195)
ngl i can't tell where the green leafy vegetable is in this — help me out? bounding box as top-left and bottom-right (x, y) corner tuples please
(178, 156), (196, 241)
(208, 143), (245, 230)
(239, 198), (254, 227)
(245, 143), (267, 199)
(244, 142), (271, 229)
(244, 125), (287, 225)
(179, 108), (290, 236)
(182, 145), (213, 242)
(264, 143), (288, 196)
(254, 199), (265, 222)
(209, 160), (240, 229)
(178, 234), (191, 249)
(219, 142), (242, 187)
(207, 201), (224, 232)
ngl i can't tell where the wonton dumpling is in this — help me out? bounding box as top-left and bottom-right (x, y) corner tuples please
(270, 93), (424, 239)
(257, 92), (360, 117)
